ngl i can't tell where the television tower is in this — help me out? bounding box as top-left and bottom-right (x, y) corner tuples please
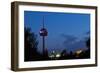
(39, 16), (48, 56)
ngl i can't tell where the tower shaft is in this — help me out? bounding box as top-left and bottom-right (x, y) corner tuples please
(43, 36), (45, 55)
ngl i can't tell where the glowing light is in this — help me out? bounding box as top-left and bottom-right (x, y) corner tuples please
(76, 50), (82, 54)
(56, 54), (61, 58)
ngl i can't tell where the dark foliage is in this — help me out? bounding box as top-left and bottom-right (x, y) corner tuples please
(85, 38), (90, 58)
(86, 38), (90, 49)
(24, 27), (42, 61)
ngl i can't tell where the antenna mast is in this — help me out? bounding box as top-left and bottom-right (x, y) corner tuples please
(43, 16), (44, 28)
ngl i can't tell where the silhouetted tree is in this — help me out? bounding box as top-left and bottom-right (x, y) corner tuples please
(61, 49), (67, 57)
(24, 27), (41, 61)
(86, 38), (90, 49)
(84, 38), (90, 58)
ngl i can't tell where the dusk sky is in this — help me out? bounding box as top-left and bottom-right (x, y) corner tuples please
(24, 11), (90, 53)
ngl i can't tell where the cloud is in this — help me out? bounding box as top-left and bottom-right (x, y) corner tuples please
(60, 34), (88, 52)
(60, 34), (78, 46)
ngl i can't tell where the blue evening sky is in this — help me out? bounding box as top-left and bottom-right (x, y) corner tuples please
(24, 11), (90, 53)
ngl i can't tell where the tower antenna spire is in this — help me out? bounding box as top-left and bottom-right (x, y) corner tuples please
(43, 16), (44, 28)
